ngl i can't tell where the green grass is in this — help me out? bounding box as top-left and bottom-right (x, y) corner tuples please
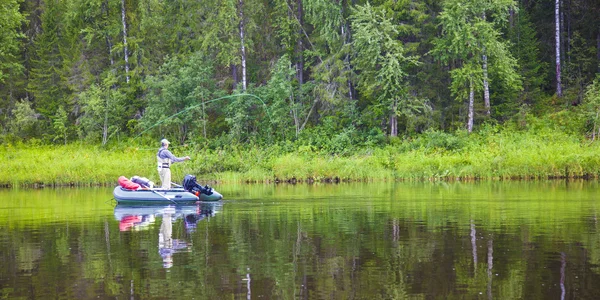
(2, 126), (600, 187)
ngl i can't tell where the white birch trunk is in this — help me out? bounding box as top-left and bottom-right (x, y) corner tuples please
(483, 53), (490, 115)
(482, 13), (490, 115)
(555, 0), (562, 97)
(487, 239), (493, 300)
(290, 94), (300, 137)
(121, 0), (130, 83)
(390, 99), (398, 137)
(468, 80), (474, 133)
(202, 99), (207, 139)
(560, 252), (566, 300)
(470, 221), (477, 271)
(238, 0), (247, 91)
(103, 96), (109, 145)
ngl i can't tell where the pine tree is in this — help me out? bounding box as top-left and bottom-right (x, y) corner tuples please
(350, 3), (421, 137)
(27, 0), (73, 123)
(0, 0), (25, 83)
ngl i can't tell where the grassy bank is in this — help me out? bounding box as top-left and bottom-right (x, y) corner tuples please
(3, 125), (600, 187)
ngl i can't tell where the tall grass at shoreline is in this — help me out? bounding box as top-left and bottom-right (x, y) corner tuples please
(2, 127), (600, 187)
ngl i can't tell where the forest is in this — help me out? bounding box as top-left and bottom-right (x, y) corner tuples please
(0, 0), (599, 153)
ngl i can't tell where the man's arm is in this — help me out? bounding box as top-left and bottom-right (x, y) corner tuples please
(162, 149), (190, 163)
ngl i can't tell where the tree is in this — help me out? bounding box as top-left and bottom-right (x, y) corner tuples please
(581, 77), (600, 140)
(27, 0), (73, 122)
(78, 72), (126, 145)
(9, 99), (39, 139)
(350, 3), (421, 137)
(143, 52), (217, 143)
(506, 6), (547, 109)
(555, 0), (562, 97)
(258, 55), (298, 140)
(0, 0), (25, 83)
(52, 106), (68, 144)
(432, 0), (521, 132)
(120, 0), (130, 83)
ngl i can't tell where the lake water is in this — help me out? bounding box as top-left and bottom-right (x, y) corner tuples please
(1, 181), (600, 299)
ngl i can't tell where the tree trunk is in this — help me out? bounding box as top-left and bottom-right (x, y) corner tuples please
(390, 99), (397, 137)
(202, 98), (207, 138)
(291, 94), (300, 137)
(470, 221), (477, 271)
(487, 238), (493, 300)
(232, 64), (238, 90)
(238, 0), (247, 91)
(468, 80), (474, 133)
(483, 53), (490, 115)
(103, 95), (109, 145)
(294, 0), (303, 137)
(296, 0), (304, 86)
(555, 0), (562, 97)
(121, 0), (130, 83)
(482, 13), (490, 115)
(560, 252), (566, 300)
(102, 0), (115, 68)
(597, 28), (600, 73)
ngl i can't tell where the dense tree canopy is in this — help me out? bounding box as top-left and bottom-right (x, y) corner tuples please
(0, 0), (599, 149)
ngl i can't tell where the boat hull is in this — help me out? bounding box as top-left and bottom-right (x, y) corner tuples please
(113, 186), (223, 204)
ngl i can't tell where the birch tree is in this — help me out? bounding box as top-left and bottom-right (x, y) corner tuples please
(555, 0), (562, 97)
(432, 0), (521, 132)
(120, 0), (130, 83)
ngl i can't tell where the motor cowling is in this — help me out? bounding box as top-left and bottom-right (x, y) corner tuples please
(182, 174), (213, 195)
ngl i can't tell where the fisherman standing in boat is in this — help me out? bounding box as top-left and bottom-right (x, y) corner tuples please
(157, 139), (190, 189)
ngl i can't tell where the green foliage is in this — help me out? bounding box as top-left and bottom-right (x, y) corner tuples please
(350, 2), (423, 134)
(257, 55), (296, 140)
(0, 0), (25, 83)
(8, 99), (39, 139)
(27, 0), (73, 120)
(432, 0), (522, 128)
(78, 73), (126, 145)
(580, 77), (600, 140)
(1, 0), (600, 152)
(415, 129), (467, 152)
(564, 32), (598, 103)
(506, 7), (548, 107)
(52, 106), (68, 145)
(143, 52), (218, 143)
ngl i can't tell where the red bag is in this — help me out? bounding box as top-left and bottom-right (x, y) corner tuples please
(118, 176), (141, 190)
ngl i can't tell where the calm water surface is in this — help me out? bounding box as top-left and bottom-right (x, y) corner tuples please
(1, 181), (600, 299)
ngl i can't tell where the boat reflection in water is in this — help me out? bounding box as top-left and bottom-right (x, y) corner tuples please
(114, 202), (222, 268)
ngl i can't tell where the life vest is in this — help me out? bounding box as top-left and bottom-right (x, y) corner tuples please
(157, 148), (171, 170)
(118, 176), (141, 190)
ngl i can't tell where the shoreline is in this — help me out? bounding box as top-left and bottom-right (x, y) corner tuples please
(1, 174), (598, 189)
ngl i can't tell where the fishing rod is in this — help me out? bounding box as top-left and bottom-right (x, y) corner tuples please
(134, 93), (272, 140)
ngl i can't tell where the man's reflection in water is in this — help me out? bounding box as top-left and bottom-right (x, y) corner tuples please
(115, 204), (220, 269)
(158, 207), (175, 268)
(158, 207), (195, 269)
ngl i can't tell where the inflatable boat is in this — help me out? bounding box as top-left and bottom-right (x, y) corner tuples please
(113, 175), (223, 204)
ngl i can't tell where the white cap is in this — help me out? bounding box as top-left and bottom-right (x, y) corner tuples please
(161, 138), (170, 145)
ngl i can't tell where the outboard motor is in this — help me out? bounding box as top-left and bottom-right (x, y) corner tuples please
(182, 174), (213, 195)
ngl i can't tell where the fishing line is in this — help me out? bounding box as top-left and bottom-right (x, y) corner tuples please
(134, 93), (272, 140)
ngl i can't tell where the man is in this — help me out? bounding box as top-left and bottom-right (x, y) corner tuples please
(157, 139), (190, 189)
